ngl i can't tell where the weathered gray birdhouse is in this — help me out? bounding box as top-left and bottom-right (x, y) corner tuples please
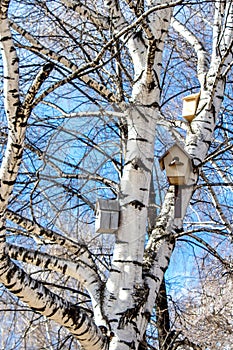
(182, 92), (200, 122)
(159, 143), (192, 185)
(95, 199), (120, 233)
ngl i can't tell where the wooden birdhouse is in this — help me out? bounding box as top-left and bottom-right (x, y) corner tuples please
(95, 199), (120, 234)
(159, 143), (192, 186)
(182, 92), (200, 122)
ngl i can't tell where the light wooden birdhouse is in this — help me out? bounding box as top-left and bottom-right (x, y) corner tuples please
(159, 143), (192, 186)
(182, 92), (200, 122)
(95, 199), (120, 234)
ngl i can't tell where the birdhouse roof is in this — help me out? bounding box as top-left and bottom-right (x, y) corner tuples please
(159, 143), (192, 170)
(96, 198), (120, 212)
(182, 92), (200, 102)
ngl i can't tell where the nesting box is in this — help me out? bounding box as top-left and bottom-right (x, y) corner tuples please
(159, 143), (192, 185)
(95, 199), (120, 233)
(182, 92), (200, 122)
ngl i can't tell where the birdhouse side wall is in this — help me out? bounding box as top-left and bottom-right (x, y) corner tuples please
(110, 211), (120, 232)
(182, 93), (200, 121)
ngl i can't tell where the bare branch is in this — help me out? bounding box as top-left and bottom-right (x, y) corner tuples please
(200, 171), (233, 234)
(5, 209), (94, 257)
(61, 0), (109, 29)
(171, 17), (209, 86)
(0, 257), (106, 349)
(11, 21), (118, 103)
(22, 63), (54, 113)
(7, 243), (100, 285)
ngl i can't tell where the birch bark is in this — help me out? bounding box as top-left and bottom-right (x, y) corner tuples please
(103, 2), (173, 348)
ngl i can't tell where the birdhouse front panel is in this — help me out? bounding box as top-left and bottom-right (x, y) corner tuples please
(95, 199), (120, 233)
(182, 92), (200, 122)
(159, 144), (192, 186)
(163, 155), (189, 185)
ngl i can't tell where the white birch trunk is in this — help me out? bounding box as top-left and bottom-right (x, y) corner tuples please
(105, 105), (158, 349)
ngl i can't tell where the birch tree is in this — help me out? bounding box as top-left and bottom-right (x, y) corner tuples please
(172, 256), (233, 350)
(0, 0), (233, 349)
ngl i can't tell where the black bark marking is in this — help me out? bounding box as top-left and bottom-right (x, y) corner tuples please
(62, 264), (68, 274)
(148, 80), (156, 91)
(18, 121), (27, 127)
(7, 170), (16, 175)
(14, 149), (24, 160)
(44, 259), (50, 269)
(74, 311), (86, 330)
(203, 126), (212, 132)
(9, 88), (18, 93)
(143, 272), (160, 282)
(99, 325), (108, 335)
(46, 306), (58, 317)
(129, 137), (149, 142)
(0, 36), (11, 42)
(12, 57), (19, 65)
(174, 227), (183, 233)
(130, 157), (150, 172)
(32, 305), (47, 312)
(11, 143), (22, 151)
(119, 340), (136, 349)
(143, 310), (151, 321)
(109, 318), (118, 323)
(43, 62), (54, 72)
(36, 258), (41, 266)
(114, 260), (142, 266)
(10, 287), (23, 294)
(2, 180), (16, 186)
(203, 140), (211, 145)
(129, 200), (145, 210)
(75, 327), (89, 337)
(5, 265), (18, 284)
